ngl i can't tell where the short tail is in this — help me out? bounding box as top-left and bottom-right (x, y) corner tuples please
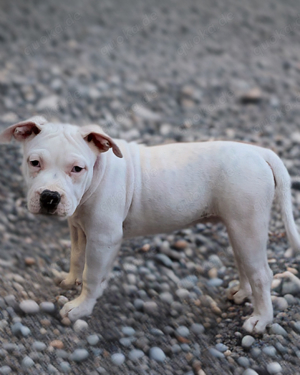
(263, 149), (300, 255)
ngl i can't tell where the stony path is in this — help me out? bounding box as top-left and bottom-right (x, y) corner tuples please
(0, 0), (300, 374)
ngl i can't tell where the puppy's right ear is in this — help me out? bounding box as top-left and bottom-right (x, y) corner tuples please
(0, 116), (47, 143)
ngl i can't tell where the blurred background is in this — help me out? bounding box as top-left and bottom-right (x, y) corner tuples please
(1, 1), (300, 374)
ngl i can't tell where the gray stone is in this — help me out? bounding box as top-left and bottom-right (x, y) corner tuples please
(266, 362), (282, 374)
(272, 296), (288, 311)
(143, 301), (158, 315)
(47, 364), (59, 373)
(70, 349), (89, 362)
(0, 366), (12, 374)
(172, 344), (181, 353)
(73, 319), (88, 332)
(262, 346), (277, 357)
(21, 356), (35, 369)
(133, 299), (144, 310)
(11, 322), (31, 337)
(56, 350), (69, 359)
(149, 347), (166, 362)
(250, 348), (261, 358)
(284, 294), (296, 305)
(40, 302), (55, 313)
(175, 288), (190, 299)
(159, 292), (174, 304)
(237, 356), (250, 368)
(128, 349), (144, 361)
(215, 343), (228, 352)
(241, 335), (255, 349)
(181, 344), (191, 352)
(87, 334), (100, 346)
(242, 370), (259, 375)
(60, 361), (71, 373)
(270, 323), (288, 337)
(293, 321), (300, 333)
(32, 341), (47, 351)
(111, 353), (125, 366)
(122, 326), (136, 336)
(150, 328), (164, 336)
(119, 338), (133, 347)
(155, 254), (173, 267)
(176, 326), (190, 337)
(96, 367), (107, 374)
(208, 348), (225, 358)
(191, 323), (205, 335)
(207, 278), (223, 287)
(19, 300), (40, 314)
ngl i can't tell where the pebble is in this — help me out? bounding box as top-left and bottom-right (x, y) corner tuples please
(87, 334), (100, 346)
(150, 328), (164, 336)
(266, 362), (282, 374)
(176, 326), (190, 337)
(96, 367), (107, 374)
(60, 361), (71, 373)
(47, 364), (59, 373)
(122, 326), (136, 336)
(159, 292), (174, 304)
(24, 257), (35, 266)
(57, 296), (69, 306)
(119, 338), (132, 347)
(241, 335), (255, 349)
(270, 323), (288, 337)
(133, 299), (144, 310)
(0, 366), (12, 374)
(143, 301), (158, 315)
(11, 322), (31, 337)
(70, 349), (89, 362)
(250, 348), (261, 358)
(242, 370), (259, 375)
(293, 321), (300, 333)
(208, 348), (225, 358)
(149, 347), (166, 362)
(191, 323), (205, 335)
(111, 353), (125, 366)
(237, 356), (250, 368)
(19, 300), (40, 314)
(215, 343), (228, 352)
(207, 278), (223, 287)
(50, 340), (64, 349)
(155, 254), (173, 267)
(176, 288), (190, 299)
(262, 346), (277, 357)
(128, 349), (144, 361)
(40, 301), (55, 313)
(272, 296), (288, 311)
(32, 341), (46, 351)
(21, 356), (34, 369)
(73, 319), (89, 332)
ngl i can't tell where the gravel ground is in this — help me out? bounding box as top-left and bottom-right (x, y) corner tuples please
(1, 0), (300, 374)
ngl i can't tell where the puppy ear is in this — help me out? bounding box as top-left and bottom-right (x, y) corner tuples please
(0, 116), (47, 143)
(81, 125), (123, 158)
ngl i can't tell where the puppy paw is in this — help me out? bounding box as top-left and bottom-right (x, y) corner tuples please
(60, 296), (95, 321)
(57, 274), (82, 290)
(227, 284), (251, 304)
(242, 315), (271, 334)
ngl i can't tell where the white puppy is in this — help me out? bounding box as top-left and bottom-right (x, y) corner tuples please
(1, 116), (299, 333)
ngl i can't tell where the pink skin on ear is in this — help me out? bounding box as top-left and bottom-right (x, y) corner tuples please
(0, 117), (46, 143)
(86, 132), (123, 158)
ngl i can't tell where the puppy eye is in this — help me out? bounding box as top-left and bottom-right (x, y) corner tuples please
(30, 160), (40, 167)
(72, 166), (83, 173)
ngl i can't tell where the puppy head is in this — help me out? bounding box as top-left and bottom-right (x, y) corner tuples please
(0, 117), (123, 217)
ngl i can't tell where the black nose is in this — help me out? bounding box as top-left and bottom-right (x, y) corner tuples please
(40, 190), (61, 213)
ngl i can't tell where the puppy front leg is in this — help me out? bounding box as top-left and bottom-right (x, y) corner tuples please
(60, 230), (122, 321)
(59, 222), (86, 289)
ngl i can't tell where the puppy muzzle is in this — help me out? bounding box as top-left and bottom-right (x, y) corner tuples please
(39, 189), (61, 214)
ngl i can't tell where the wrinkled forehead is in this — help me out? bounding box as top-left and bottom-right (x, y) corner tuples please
(23, 123), (91, 156)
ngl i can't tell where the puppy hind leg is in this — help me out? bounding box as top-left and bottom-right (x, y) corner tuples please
(226, 219), (273, 333)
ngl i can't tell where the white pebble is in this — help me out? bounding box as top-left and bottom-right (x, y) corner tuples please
(73, 319), (89, 333)
(266, 362), (282, 374)
(149, 347), (166, 362)
(19, 300), (40, 314)
(111, 353), (125, 366)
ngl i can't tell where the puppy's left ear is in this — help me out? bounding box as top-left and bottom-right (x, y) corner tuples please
(0, 116), (47, 143)
(80, 125), (123, 158)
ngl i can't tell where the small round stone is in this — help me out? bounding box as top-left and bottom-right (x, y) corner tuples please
(262, 346), (277, 357)
(266, 362), (282, 374)
(176, 288), (190, 299)
(73, 319), (89, 332)
(57, 296), (68, 306)
(47, 364), (59, 373)
(159, 292), (174, 304)
(293, 321), (300, 333)
(87, 334), (100, 346)
(270, 323), (288, 337)
(237, 356), (250, 368)
(215, 343), (228, 352)
(191, 323), (205, 335)
(96, 367), (107, 374)
(24, 257), (36, 266)
(119, 338), (132, 347)
(149, 347), (166, 362)
(40, 302), (55, 313)
(243, 370), (259, 375)
(176, 326), (190, 337)
(0, 366), (12, 374)
(128, 349), (144, 361)
(133, 299), (144, 310)
(241, 335), (255, 349)
(122, 326), (136, 336)
(21, 356), (34, 369)
(19, 300), (40, 314)
(111, 353), (125, 366)
(50, 340), (64, 349)
(32, 341), (46, 351)
(60, 361), (71, 373)
(208, 348), (225, 358)
(70, 349), (89, 362)
(207, 278), (223, 287)
(143, 301), (158, 315)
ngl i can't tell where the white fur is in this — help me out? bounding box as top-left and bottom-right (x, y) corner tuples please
(1, 117), (299, 334)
